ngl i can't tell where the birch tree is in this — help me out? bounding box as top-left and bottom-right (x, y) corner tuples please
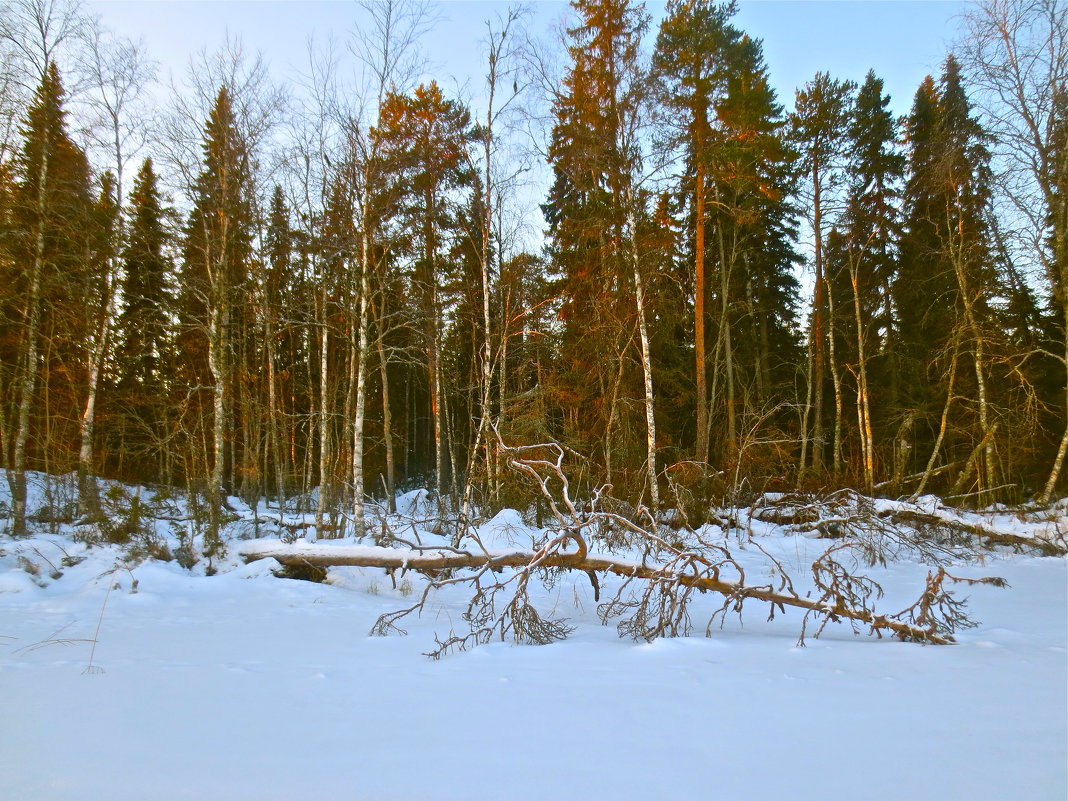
(0, 0), (86, 533)
(959, 0), (1068, 501)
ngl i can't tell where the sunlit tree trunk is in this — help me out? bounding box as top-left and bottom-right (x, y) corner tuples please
(694, 159), (709, 463)
(374, 298), (396, 513)
(351, 223), (371, 537)
(11, 145), (47, 536)
(315, 288), (331, 538)
(625, 196), (660, 511)
(848, 251), (876, 491)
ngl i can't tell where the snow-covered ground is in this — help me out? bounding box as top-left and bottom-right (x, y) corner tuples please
(1, 474), (1065, 800)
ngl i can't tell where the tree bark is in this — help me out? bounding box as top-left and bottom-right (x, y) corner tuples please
(374, 298), (396, 513)
(315, 287), (331, 539)
(694, 159), (709, 463)
(239, 541), (961, 644)
(825, 270), (844, 477)
(352, 215), (372, 538)
(626, 198), (660, 512)
(11, 123), (50, 536)
(848, 248), (875, 492)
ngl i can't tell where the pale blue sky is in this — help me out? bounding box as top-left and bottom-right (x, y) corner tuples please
(87, 0), (971, 258)
(91, 0), (970, 118)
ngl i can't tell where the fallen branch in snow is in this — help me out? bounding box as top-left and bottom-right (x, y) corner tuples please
(748, 491), (1067, 556)
(241, 444), (1009, 653)
(239, 540), (997, 646)
(873, 508), (1066, 556)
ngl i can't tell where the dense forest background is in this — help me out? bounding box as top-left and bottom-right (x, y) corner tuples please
(0, 0), (1065, 542)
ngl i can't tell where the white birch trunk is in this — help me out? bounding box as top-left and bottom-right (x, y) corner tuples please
(316, 292), (331, 539)
(352, 227), (372, 538)
(626, 199), (659, 511)
(11, 131), (50, 535)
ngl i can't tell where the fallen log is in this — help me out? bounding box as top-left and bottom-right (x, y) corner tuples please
(239, 541), (965, 644)
(876, 508), (1066, 556)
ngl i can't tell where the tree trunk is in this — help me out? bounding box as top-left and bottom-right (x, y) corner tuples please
(1040, 222), (1068, 503)
(206, 298), (228, 553)
(315, 289), (331, 539)
(810, 169), (826, 472)
(825, 270), (844, 477)
(716, 225), (737, 454)
(849, 253), (875, 492)
(480, 62), (497, 507)
(352, 225), (372, 539)
(799, 317), (815, 486)
(239, 542), (961, 644)
(77, 310), (108, 518)
(694, 160), (709, 463)
(340, 317), (356, 518)
(626, 197), (659, 511)
(915, 338), (960, 498)
(265, 314), (287, 509)
(430, 292), (446, 514)
(11, 131), (49, 536)
(948, 196), (995, 499)
(374, 299), (396, 514)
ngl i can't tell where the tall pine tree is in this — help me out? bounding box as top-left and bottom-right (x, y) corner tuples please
(546, 0), (669, 505)
(179, 86), (255, 549)
(895, 57), (1003, 497)
(2, 63), (92, 534)
(376, 82), (475, 508)
(825, 70), (904, 490)
(114, 158), (174, 481)
(705, 32), (800, 466)
(653, 0), (745, 464)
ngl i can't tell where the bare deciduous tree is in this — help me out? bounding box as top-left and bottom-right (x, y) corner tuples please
(73, 18), (157, 516)
(959, 0), (1068, 501)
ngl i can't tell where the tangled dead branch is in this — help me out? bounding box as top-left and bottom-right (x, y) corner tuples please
(241, 444), (1012, 654)
(749, 490), (1067, 556)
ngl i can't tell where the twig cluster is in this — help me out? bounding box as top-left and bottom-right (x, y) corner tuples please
(340, 445), (1010, 654)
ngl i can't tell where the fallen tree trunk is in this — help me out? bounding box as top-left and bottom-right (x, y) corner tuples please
(240, 541), (964, 644)
(875, 508), (1067, 556)
(239, 444), (1010, 655)
(746, 492), (1066, 556)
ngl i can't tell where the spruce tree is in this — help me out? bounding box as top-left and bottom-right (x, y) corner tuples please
(705, 33), (801, 463)
(261, 184), (292, 505)
(896, 57), (1002, 495)
(652, 0), (745, 464)
(3, 63), (92, 533)
(114, 158), (173, 481)
(119, 159), (172, 389)
(546, 0), (667, 505)
(179, 86), (255, 549)
(376, 82), (475, 505)
(826, 70), (905, 490)
(895, 74), (950, 480)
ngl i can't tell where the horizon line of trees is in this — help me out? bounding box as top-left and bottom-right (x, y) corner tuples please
(1, 0), (1065, 541)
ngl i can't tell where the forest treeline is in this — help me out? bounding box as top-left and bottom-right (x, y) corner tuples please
(0, 0), (1065, 541)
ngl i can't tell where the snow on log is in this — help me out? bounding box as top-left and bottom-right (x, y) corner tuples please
(874, 508), (1067, 555)
(238, 540), (965, 645)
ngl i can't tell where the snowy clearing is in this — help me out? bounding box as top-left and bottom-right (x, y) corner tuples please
(0, 475), (1065, 801)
